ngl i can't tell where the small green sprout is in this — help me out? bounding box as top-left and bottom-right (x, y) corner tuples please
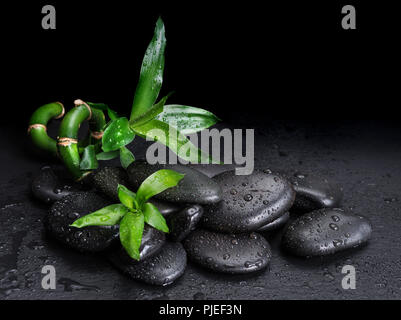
(70, 169), (184, 260)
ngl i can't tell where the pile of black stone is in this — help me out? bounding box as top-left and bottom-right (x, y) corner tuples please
(31, 160), (372, 286)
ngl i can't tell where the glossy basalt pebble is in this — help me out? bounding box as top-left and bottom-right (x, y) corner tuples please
(46, 192), (119, 252)
(90, 166), (181, 216)
(90, 167), (129, 202)
(202, 170), (295, 233)
(282, 208), (372, 257)
(167, 205), (203, 242)
(288, 172), (343, 213)
(31, 166), (83, 204)
(127, 160), (222, 204)
(184, 229), (271, 274)
(257, 212), (290, 232)
(108, 242), (187, 286)
(187, 164), (237, 178)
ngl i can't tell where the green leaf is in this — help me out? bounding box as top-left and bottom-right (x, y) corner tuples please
(119, 211), (145, 260)
(96, 150), (120, 160)
(107, 109), (118, 121)
(102, 117), (135, 152)
(132, 119), (217, 164)
(157, 104), (221, 134)
(130, 17), (166, 121)
(130, 93), (172, 128)
(118, 184), (137, 209)
(142, 202), (169, 233)
(80, 145), (99, 170)
(136, 169), (184, 206)
(120, 146), (135, 169)
(86, 102), (118, 121)
(70, 204), (128, 228)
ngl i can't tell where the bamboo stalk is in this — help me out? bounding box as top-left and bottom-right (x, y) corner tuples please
(28, 102), (65, 156)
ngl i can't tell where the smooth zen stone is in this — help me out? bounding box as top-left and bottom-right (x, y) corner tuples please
(127, 160), (222, 204)
(46, 192), (119, 252)
(150, 199), (182, 217)
(138, 225), (166, 260)
(90, 166), (181, 216)
(187, 164), (237, 178)
(288, 173), (343, 213)
(90, 167), (129, 202)
(108, 242), (187, 286)
(202, 170), (295, 233)
(282, 208), (372, 257)
(31, 166), (83, 204)
(184, 229), (271, 274)
(167, 205), (203, 242)
(258, 212), (290, 232)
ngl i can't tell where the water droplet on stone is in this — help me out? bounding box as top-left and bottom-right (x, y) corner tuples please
(244, 194), (253, 201)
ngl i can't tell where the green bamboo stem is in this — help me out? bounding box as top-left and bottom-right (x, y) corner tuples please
(28, 102), (65, 156)
(57, 99), (105, 180)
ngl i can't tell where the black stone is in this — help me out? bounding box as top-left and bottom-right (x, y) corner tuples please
(149, 199), (182, 217)
(202, 170), (295, 233)
(46, 192), (119, 252)
(31, 166), (83, 204)
(288, 173), (343, 213)
(184, 229), (271, 274)
(108, 242), (187, 286)
(187, 164), (237, 178)
(137, 225), (166, 261)
(90, 166), (181, 216)
(282, 208), (372, 257)
(258, 212), (290, 232)
(167, 205), (203, 242)
(90, 167), (129, 202)
(127, 160), (222, 204)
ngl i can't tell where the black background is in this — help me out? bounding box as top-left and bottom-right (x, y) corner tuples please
(3, 0), (400, 126)
(1, 0), (401, 305)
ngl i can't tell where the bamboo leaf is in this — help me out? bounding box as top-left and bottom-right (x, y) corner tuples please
(130, 93), (171, 128)
(120, 146), (135, 169)
(80, 145), (98, 170)
(118, 184), (137, 209)
(156, 104), (220, 134)
(142, 202), (169, 233)
(70, 204), (128, 228)
(119, 211), (144, 260)
(135, 169), (184, 206)
(102, 117), (135, 152)
(130, 17), (166, 121)
(96, 150), (120, 160)
(132, 119), (217, 164)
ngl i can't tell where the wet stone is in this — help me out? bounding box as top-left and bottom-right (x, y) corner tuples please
(150, 199), (182, 217)
(127, 160), (222, 204)
(258, 212), (290, 232)
(138, 225), (166, 261)
(282, 208), (372, 257)
(108, 242), (187, 286)
(202, 170), (295, 233)
(167, 205), (203, 242)
(187, 164), (237, 178)
(31, 166), (84, 204)
(46, 192), (119, 252)
(90, 166), (181, 216)
(184, 229), (271, 274)
(90, 167), (129, 202)
(288, 173), (343, 213)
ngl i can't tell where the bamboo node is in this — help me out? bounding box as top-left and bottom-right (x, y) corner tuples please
(58, 137), (78, 146)
(27, 124), (46, 134)
(91, 131), (104, 139)
(54, 102), (65, 119)
(74, 99), (92, 120)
